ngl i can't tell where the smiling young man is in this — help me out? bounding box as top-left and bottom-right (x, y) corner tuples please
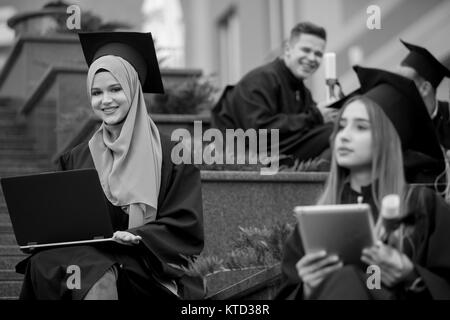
(212, 22), (335, 162)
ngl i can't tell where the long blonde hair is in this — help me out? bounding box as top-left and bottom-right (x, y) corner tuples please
(318, 95), (406, 209)
(317, 96), (415, 250)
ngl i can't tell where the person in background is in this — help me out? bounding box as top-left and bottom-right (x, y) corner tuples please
(396, 40), (450, 152)
(212, 22), (337, 163)
(277, 67), (450, 300)
(16, 32), (204, 300)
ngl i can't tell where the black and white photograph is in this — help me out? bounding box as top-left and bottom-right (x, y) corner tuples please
(0, 0), (450, 311)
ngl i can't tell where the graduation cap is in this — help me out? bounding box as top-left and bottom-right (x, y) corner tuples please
(400, 39), (450, 89)
(328, 66), (444, 166)
(79, 32), (164, 94)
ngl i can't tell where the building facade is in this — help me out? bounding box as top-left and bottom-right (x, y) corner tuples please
(181, 0), (450, 102)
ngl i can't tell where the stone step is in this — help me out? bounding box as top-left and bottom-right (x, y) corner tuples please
(0, 281), (21, 298)
(0, 132), (33, 139)
(0, 109), (19, 117)
(1, 127), (28, 135)
(0, 97), (25, 107)
(0, 233), (18, 246)
(0, 223), (12, 233)
(0, 138), (34, 148)
(0, 114), (19, 121)
(0, 214), (11, 224)
(0, 255), (23, 270)
(0, 143), (35, 151)
(0, 270), (23, 281)
(0, 110), (20, 118)
(0, 159), (51, 168)
(0, 149), (47, 156)
(0, 119), (25, 127)
(0, 153), (50, 160)
(0, 134), (34, 141)
(0, 167), (52, 177)
(0, 245), (23, 256)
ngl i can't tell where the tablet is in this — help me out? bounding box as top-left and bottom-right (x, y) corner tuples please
(294, 203), (376, 267)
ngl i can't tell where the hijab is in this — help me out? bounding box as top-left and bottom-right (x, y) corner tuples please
(87, 55), (162, 228)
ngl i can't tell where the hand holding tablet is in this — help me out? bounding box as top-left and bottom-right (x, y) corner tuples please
(294, 203), (376, 268)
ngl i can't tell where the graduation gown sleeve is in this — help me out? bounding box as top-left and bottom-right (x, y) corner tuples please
(276, 186), (450, 300)
(127, 148), (204, 279)
(433, 101), (450, 151)
(411, 186), (450, 299)
(275, 224), (305, 300)
(54, 135), (204, 299)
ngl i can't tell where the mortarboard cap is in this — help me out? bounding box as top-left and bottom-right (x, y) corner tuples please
(329, 66), (444, 166)
(79, 32), (164, 94)
(326, 89), (360, 110)
(400, 39), (450, 89)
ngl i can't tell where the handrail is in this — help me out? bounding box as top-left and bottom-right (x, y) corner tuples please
(0, 37), (24, 90)
(7, 8), (68, 29)
(200, 170), (329, 182)
(0, 34), (80, 91)
(19, 65), (87, 115)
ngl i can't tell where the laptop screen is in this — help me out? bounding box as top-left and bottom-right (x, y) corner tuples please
(1, 169), (114, 247)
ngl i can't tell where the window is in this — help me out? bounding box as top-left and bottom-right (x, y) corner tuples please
(218, 7), (241, 86)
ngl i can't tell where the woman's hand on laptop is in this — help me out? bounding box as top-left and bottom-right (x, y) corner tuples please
(113, 231), (142, 246)
(296, 250), (343, 298)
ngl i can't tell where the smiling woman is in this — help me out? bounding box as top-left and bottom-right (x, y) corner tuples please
(90, 70), (130, 129)
(16, 32), (205, 300)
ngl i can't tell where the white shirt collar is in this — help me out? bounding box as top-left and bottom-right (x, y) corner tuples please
(430, 101), (439, 120)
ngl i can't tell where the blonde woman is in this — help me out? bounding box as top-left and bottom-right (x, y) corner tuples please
(277, 67), (450, 300)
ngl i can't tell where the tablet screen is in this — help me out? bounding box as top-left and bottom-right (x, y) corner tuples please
(294, 203), (376, 267)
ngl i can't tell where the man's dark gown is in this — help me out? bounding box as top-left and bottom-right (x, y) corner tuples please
(212, 58), (333, 161)
(276, 183), (450, 300)
(433, 101), (450, 151)
(16, 134), (205, 300)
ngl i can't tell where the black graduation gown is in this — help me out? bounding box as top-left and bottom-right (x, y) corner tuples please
(211, 58), (333, 161)
(16, 134), (205, 300)
(403, 149), (446, 185)
(276, 183), (450, 300)
(433, 100), (450, 151)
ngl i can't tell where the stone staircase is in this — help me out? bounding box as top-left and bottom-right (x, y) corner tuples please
(0, 103), (53, 300)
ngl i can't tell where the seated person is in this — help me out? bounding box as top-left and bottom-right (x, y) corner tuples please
(396, 40), (450, 152)
(16, 32), (204, 300)
(276, 67), (450, 300)
(212, 22), (337, 162)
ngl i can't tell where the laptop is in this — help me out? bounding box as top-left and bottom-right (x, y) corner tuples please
(294, 203), (376, 267)
(1, 169), (115, 253)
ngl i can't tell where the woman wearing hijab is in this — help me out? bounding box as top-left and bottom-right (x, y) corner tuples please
(276, 67), (450, 300)
(16, 32), (204, 300)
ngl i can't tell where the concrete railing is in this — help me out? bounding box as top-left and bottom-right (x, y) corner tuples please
(200, 171), (328, 258)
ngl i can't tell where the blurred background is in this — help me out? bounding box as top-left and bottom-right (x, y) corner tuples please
(0, 0), (449, 300)
(0, 0), (448, 103)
